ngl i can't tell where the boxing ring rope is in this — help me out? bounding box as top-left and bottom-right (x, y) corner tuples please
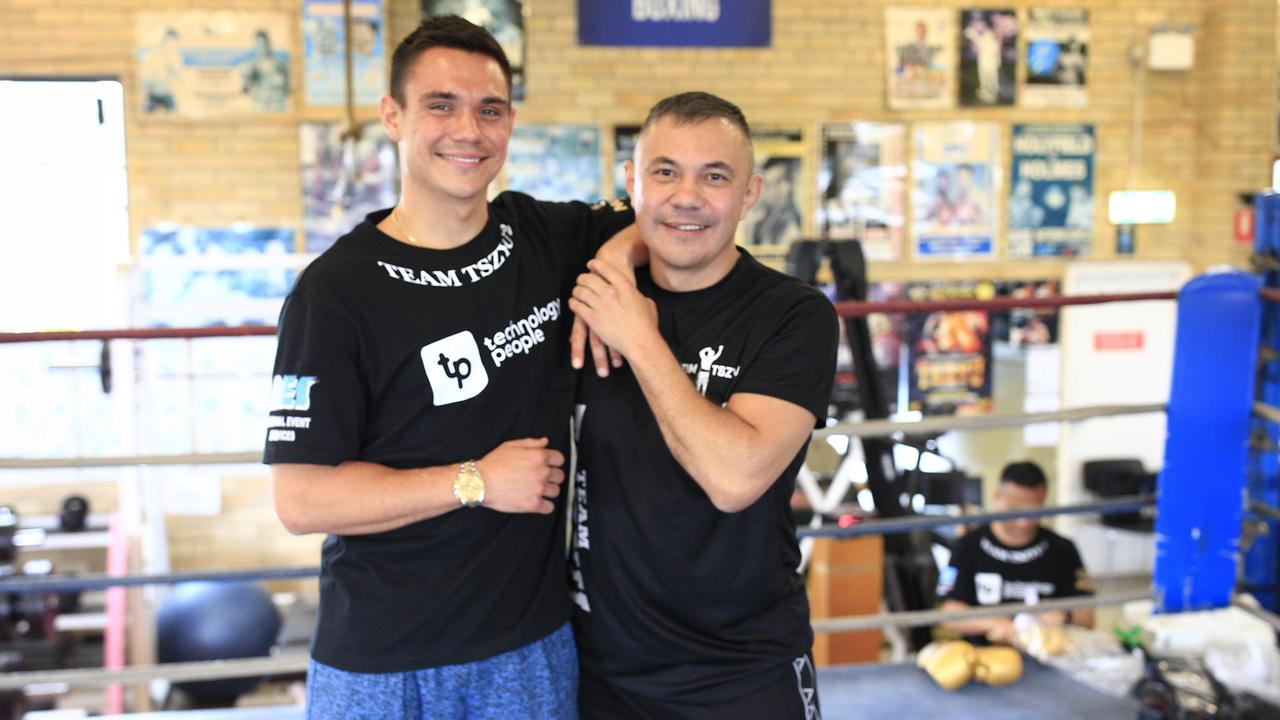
(2, 283), (1264, 694)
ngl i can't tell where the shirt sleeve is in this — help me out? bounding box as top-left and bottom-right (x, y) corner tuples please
(533, 196), (635, 277)
(1059, 540), (1094, 598)
(262, 292), (366, 465)
(731, 292), (839, 426)
(938, 538), (977, 604)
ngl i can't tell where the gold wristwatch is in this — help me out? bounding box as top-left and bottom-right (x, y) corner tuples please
(453, 460), (486, 508)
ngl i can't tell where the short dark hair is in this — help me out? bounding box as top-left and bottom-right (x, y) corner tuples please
(640, 91), (752, 149)
(389, 15), (512, 106)
(1000, 461), (1047, 490)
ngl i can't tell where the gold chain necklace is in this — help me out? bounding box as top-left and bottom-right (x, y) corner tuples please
(390, 205), (421, 247)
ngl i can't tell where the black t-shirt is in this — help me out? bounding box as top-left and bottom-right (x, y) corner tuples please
(937, 524), (1092, 640)
(571, 251), (839, 703)
(263, 191), (632, 673)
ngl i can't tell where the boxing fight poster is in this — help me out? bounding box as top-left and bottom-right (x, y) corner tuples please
(1022, 9), (1089, 109)
(612, 125), (641, 200)
(885, 7), (955, 110)
(300, 122), (399, 253)
(817, 122), (907, 262)
(911, 122), (999, 260)
(302, 0), (385, 106)
(994, 279), (1060, 348)
(1008, 124), (1095, 258)
(905, 280), (995, 416)
(504, 124), (603, 202)
(422, 0), (524, 102)
(740, 128), (806, 255)
(958, 8), (1017, 107)
(136, 12), (293, 118)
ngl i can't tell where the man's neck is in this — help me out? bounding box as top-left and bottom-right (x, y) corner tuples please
(649, 250), (739, 293)
(389, 189), (490, 250)
(990, 523), (1038, 549)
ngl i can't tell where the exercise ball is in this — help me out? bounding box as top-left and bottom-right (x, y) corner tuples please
(156, 581), (282, 706)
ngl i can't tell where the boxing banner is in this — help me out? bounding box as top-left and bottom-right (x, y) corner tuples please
(136, 12), (293, 117)
(740, 128), (806, 256)
(817, 122), (907, 262)
(905, 281), (994, 416)
(1008, 124), (1095, 258)
(958, 8), (1017, 107)
(911, 122), (999, 260)
(885, 7), (955, 110)
(504, 124), (603, 202)
(1023, 8), (1088, 109)
(300, 121), (399, 253)
(578, 0), (770, 47)
(423, 0), (524, 102)
(302, 0), (386, 106)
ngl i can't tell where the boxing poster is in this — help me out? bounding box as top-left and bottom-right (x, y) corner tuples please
(817, 122), (907, 262)
(911, 122), (999, 260)
(578, 0), (770, 47)
(1023, 9), (1089, 109)
(740, 128), (806, 254)
(422, 0), (524, 102)
(885, 7), (955, 110)
(612, 125), (641, 200)
(994, 279), (1060, 347)
(136, 12), (293, 118)
(1008, 124), (1095, 258)
(302, 0), (386, 106)
(905, 280), (995, 416)
(958, 8), (1017, 107)
(504, 124), (603, 202)
(300, 121), (400, 253)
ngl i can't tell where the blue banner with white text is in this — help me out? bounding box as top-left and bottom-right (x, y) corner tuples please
(579, 0), (770, 47)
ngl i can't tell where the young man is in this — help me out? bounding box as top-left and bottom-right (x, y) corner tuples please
(568, 92), (838, 719)
(264, 17), (633, 720)
(938, 461), (1096, 645)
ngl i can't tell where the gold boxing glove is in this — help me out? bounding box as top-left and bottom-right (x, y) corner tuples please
(917, 640), (976, 691)
(973, 646), (1024, 686)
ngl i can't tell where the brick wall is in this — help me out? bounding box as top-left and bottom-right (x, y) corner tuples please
(0, 0), (1273, 575)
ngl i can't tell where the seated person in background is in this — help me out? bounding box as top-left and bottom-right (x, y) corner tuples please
(937, 461), (1095, 645)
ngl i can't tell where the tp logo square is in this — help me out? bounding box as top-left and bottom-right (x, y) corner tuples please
(421, 331), (489, 406)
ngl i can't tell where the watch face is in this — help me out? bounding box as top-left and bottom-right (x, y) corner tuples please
(455, 468), (485, 505)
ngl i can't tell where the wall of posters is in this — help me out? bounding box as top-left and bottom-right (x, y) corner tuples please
(911, 122), (999, 260)
(1023, 8), (1088, 109)
(906, 280), (994, 416)
(612, 125), (641, 200)
(959, 8), (1017, 107)
(422, 0), (524, 102)
(137, 12), (293, 118)
(1008, 124), (1095, 258)
(817, 122), (906, 262)
(301, 121), (399, 253)
(886, 7), (955, 111)
(740, 128), (805, 252)
(579, 0), (770, 47)
(303, 0), (385, 106)
(505, 124), (602, 202)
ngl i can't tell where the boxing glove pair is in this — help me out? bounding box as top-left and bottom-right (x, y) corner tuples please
(916, 640), (1024, 691)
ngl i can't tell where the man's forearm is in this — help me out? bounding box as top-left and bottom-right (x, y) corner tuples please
(271, 460), (459, 536)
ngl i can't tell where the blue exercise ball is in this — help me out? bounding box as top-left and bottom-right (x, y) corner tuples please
(156, 581), (282, 705)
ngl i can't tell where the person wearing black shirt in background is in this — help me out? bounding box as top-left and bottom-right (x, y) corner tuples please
(937, 461), (1096, 645)
(568, 92), (838, 720)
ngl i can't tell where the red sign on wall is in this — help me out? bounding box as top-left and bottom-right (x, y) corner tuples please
(1094, 331), (1144, 351)
(1236, 207), (1255, 245)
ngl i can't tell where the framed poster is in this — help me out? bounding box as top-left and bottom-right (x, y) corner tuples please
(505, 124), (603, 202)
(911, 122), (999, 260)
(1008, 124), (1095, 258)
(959, 8), (1017, 107)
(886, 7), (956, 110)
(137, 12), (293, 117)
(905, 280), (995, 416)
(740, 128), (806, 252)
(303, 0), (386, 106)
(1023, 8), (1089, 109)
(817, 122), (907, 262)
